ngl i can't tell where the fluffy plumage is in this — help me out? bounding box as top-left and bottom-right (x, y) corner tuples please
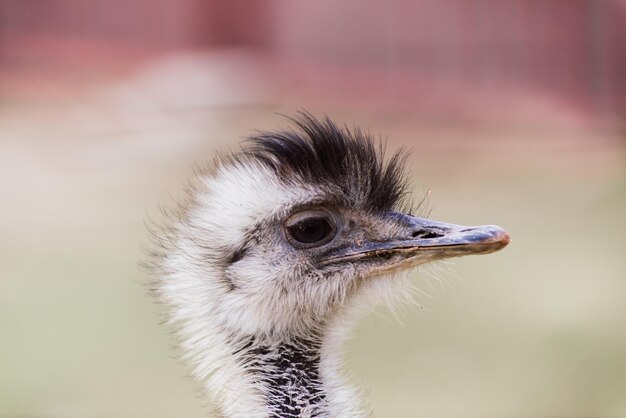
(146, 112), (509, 418)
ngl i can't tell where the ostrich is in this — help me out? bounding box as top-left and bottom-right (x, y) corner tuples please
(147, 113), (509, 418)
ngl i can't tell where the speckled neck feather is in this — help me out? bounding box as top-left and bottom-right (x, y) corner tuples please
(239, 334), (327, 417)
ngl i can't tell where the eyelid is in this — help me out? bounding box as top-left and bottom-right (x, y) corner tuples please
(284, 208), (334, 228)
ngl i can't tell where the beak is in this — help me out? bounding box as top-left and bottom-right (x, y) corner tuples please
(321, 213), (510, 267)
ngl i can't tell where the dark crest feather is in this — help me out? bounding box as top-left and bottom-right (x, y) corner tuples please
(244, 112), (410, 212)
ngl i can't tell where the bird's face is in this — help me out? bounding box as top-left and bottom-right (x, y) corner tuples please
(191, 162), (508, 338)
(153, 114), (510, 339)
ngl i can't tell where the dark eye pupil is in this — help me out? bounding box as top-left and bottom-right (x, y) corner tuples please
(288, 217), (332, 244)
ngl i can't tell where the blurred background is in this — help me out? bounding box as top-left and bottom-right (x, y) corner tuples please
(1, 1), (625, 417)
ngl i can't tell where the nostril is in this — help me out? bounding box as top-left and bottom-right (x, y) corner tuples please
(411, 229), (443, 239)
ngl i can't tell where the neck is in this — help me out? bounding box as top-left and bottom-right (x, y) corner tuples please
(239, 334), (327, 417)
(205, 317), (368, 418)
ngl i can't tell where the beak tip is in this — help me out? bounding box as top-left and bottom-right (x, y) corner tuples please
(494, 227), (511, 243)
(487, 226), (511, 251)
(465, 225), (510, 253)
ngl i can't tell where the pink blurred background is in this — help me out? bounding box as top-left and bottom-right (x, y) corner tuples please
(1, 0), (625, 118)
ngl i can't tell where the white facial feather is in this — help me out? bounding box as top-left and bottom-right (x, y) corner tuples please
(152, 157), (415, 417)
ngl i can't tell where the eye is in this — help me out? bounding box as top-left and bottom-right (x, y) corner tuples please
(284, 209), (338, 249)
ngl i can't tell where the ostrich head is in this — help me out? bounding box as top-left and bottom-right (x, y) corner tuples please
(148, 114), (509, 417)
